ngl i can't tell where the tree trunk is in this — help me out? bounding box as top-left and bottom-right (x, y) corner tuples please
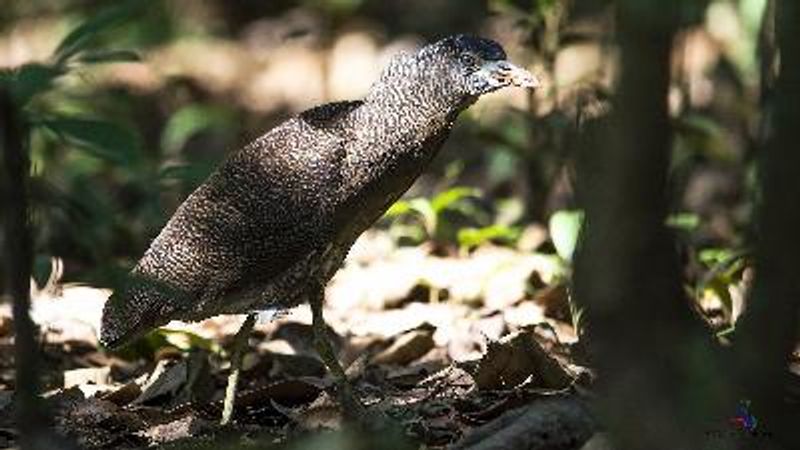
(732, 0), (800, 446)
(1, 88), (55, 450)
(572, 2), (726, 448)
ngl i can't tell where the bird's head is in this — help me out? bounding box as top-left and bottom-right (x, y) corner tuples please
(436, 34), (540, 97)
(365, 35), (540, 123)
(99, 275), (182, 350)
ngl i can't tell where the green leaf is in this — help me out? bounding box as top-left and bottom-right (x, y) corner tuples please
(698, 248), (736, 266)
(76, 49), (140, 64)
(431, 187), (480, 213)
(40, 118), (139, 165)
(157, 328), (221, 354)
(549, 209), (584, 262)
(409, 198), (437, 235)
(666, 212), (700, 231)
(384, 200), (411, 217)
(388, 223), (427, 245)
(458, 224), (520, 250)
(161, 104), (235, 153)
(53, 0), (141, 65)
(2, 63), (64, 106)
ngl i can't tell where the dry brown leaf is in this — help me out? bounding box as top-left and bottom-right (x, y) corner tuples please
(270, 321), (343, 357)
(100, 381), (141, 407)
(0, 317), (10, 338)
(372, 327), (435, 366)
(133, 359), (187, 405)
(473, 330), (574, 391)
(533, 284), (571, 322)
(287, 391), (342, 430)
(238, 379), (324, 408)
(386, 360), (448, 388)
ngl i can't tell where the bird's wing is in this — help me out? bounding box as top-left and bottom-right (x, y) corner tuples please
(107, 101), (362, 333)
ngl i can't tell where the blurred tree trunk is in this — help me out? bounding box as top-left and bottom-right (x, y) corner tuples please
(1, 89), (57, 450)
(572, 1), (725, 448)
(732, 0), (800, 446)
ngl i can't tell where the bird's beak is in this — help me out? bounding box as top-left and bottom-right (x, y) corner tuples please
(484, 60), (540, 89)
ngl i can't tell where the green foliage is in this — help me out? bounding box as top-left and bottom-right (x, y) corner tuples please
(384, 187), (483, 245)
(665, 212), (700, 231)
(548, 209), (584, 263)
(113, 328), (221, 361)
(161, 104), (237, 154)
(384, 187), (529, 252)
(0, 1), (146, 285)
(75, 49), (141, 64)
(696, 248), (749, 324)
(1, 0), (143, 108)
(39, 118), (141, 165)
(1, 64), (65, 107)
(1, 2), (142, 109)
(52, 0), (142, 65)
(457, 224), (520, 251)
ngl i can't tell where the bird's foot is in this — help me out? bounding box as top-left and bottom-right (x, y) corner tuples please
(333, 376), (366, 420)
(308, 288), (381, 425)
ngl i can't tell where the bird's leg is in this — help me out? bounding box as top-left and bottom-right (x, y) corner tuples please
(221, 313), (257, 425)
(309, 289), (364, 417)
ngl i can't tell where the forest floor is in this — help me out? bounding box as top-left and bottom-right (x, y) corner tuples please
(0, 230), (604, 449)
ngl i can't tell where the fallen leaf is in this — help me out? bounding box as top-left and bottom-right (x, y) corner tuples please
(372, 327), (435, 366)
(134, 359), (187, 405)
(289, 391), (342, 430)
(100, 381), (141, 407)
(472, 330), (574, 391)
(64, 366), (111, 389)
(385, 357), (449, 388)
(0, 317), (10, 338)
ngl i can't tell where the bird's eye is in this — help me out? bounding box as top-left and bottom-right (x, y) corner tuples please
(459, 53), (478, 67)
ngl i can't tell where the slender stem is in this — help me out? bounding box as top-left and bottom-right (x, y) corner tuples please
(1, 87), (52, 449)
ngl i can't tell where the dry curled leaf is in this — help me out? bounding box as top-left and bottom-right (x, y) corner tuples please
(133, 359), (187, 405)
(473, 330), (574, 391)
(372, 326), (435, 366)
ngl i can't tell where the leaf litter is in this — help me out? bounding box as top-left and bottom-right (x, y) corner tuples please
(0, 232), (599, 449)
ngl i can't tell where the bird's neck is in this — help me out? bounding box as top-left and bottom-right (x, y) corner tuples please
(330, 65), (473, 244)
(358, 63), (471, 144)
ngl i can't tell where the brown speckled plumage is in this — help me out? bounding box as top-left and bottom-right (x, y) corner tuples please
(100, 35), (538, 348)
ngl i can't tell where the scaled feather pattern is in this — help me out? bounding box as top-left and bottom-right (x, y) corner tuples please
(100, 35), (539, 348)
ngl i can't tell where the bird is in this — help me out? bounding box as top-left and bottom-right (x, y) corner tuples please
(99, 34), (539, 424)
